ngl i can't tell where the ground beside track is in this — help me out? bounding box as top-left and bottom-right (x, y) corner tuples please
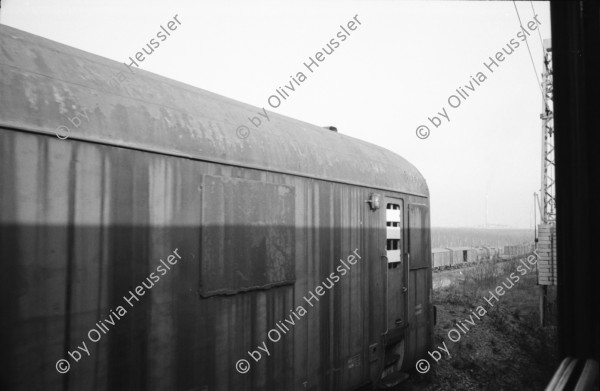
(399, 258), (558, 391)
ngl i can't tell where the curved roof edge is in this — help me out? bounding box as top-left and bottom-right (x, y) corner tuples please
(0, 25), (429, 197)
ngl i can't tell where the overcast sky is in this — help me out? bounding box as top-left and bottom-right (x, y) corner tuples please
(1, 0), (551, 228)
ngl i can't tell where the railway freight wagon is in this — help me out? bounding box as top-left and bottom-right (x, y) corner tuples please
(503, 243), (535, 259)
(463, 248), (478, 263)
(477, 246), (500, 261)
(446, 247), (478, 266)
(431, 248), (451, 269)
(0, 26), (433, 391)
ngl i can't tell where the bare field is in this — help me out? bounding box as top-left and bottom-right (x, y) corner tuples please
(432, 227), (535, 248)
(400, 259), (558, 391)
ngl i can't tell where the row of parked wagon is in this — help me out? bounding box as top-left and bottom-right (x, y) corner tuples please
(431, 243), (535, 270)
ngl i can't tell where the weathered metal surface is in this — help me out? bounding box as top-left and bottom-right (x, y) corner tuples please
(0, 24), (433, 391)
(0, 25), (428, 197)
(200, 175), (296, 296)
(0, 129), (406, 389)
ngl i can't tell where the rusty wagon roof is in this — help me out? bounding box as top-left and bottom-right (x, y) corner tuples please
(0, 25), (428, 196)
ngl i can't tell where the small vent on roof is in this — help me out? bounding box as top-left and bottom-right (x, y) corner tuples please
(324, 126), (337, 132)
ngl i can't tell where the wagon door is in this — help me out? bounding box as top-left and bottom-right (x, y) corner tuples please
(406, 203), (432, 365)
(379, 197), (409, 382)
(384, 199), (407, 333)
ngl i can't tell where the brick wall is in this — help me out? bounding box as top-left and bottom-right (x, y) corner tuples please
(537, 224), (557, 285)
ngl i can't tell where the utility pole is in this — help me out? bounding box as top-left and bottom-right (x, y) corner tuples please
(537, 38), (557, 326)
(540, 39), (556, 225)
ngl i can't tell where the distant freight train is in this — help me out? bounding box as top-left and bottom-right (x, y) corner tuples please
(0, 25), (433, 391)
(431, 243), (535, 270)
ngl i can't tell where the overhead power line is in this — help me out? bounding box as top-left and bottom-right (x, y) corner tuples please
(512, 0), (544, 99)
